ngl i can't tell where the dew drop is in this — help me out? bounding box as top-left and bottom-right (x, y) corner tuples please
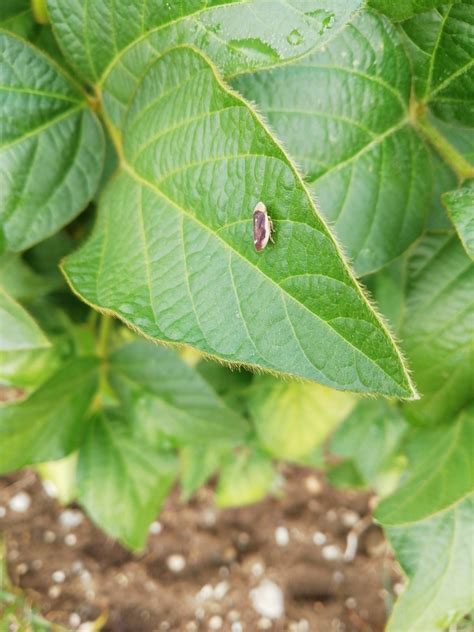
(287, 29), (303, 46)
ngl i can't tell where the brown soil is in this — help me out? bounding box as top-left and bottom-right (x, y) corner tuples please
(0, 466), (402, 632)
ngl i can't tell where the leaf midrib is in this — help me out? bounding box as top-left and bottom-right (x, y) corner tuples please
(120, 160), (404, 394)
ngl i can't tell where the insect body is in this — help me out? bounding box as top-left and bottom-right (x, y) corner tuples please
(253, 201), (274, 251)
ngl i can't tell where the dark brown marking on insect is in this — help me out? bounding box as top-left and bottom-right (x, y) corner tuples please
(253, 209), (268, 251)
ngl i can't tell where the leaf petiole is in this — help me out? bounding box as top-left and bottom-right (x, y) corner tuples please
(416, 115), (474, 183)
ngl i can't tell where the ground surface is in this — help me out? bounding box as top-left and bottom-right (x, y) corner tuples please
(0, 467), (402, 632)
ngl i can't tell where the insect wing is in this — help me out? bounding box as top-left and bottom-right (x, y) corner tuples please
(253, 209), (270, 251)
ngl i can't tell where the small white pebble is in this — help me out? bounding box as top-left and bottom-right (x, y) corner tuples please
(345, 597), (357, 609)
(251, 561), (265, 577)
(8, 549), (19, 561)
(149, 521), (162, 534)
(0, 506), (6, 518)
(231, 623), (243, 632)
(48, 585), (61, 598)
(195, 607), (205, 620)
(186, 623), (198, 632)
(78, 625), (95, 632)
(52, 570), (66, 583)
(197, 584), (214, 601)
(16, 563), (28, 575)
(59, 509), (83, 529)
(116, 573), (129, 586)
(72, 561), (83, 573)
(69, 613), (81, 628)
(394, 582), (405, 596)
(333, 571), (344, 584)
(167, 554), (186, 573)
(65, 533), (77, 546)
(305, 476), (322, 494)
(209, 615), (223, 630)
(43, 530), (56, 543)
(9, 492), (31, 513)
(159, 623), (170, 631)
(228, 610), (240, 622)
(42, 479), (58, 498)
(257, 618), (272, 630)
(214, 581), (229, 600)
(341, 510), (360, 528)
(297, 620), (310, 632)
(201, 508), (217, 526)
(313, 531), (327, 546)
(275, 526), (290, 546)
(250, 580), (284, 619)
(32, 559), (43, 571)
(322, 544), (343, 561)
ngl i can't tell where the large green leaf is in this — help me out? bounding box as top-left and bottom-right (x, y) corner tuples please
(63, 46), (415, 398)
(47, 0), (361, 89)
(401, 2), (474, 126)
(364, 257), (407, 332)
(386, 495), (474, 631)
(0, 31), (104, 251)
(369, 0), (453, 21)
(376, 405), (474, 525)
(330, 399), (408, 488)
(0, 357), (99, 473)
(109, 340), (249, 442)
(249, 376), (355, 459)
(233, 11), (432, 274)
(216, 448), (275, 507)
(0, 252), (58, 300)
(442, 182), (474, 259)
(402, 232), (473, 424)
(0, 288), (50, 351)
(179, 443), (229, 501)
(77, 409), (177, 549)
(0, 1), (35, 39)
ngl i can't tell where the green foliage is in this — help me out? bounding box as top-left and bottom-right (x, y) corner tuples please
(108, 340), (248, 442)
(401, 233), (473, 426)
(376, 404), (474, 524)
(0, 288), (50, 351)
(369, 0), (454, 21)
(0, 31), (104, 252)
(215, 448), (276, 507)
(442, 181), (474, 258)
(0, 357), (99, 472)
(62, 44), (413, 397)
(330, 400), (408, 493)
(249, 376), (354, 459)
(386, 496), (474, 632)
(77, 410), (176, 549)
(0, 1), (473, 628)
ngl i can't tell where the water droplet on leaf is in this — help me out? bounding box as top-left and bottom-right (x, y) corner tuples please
(287, 29), (303, 46)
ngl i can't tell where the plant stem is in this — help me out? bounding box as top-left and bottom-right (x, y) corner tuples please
(417, 116), (474, 182)
(97, 314), (112, 359)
